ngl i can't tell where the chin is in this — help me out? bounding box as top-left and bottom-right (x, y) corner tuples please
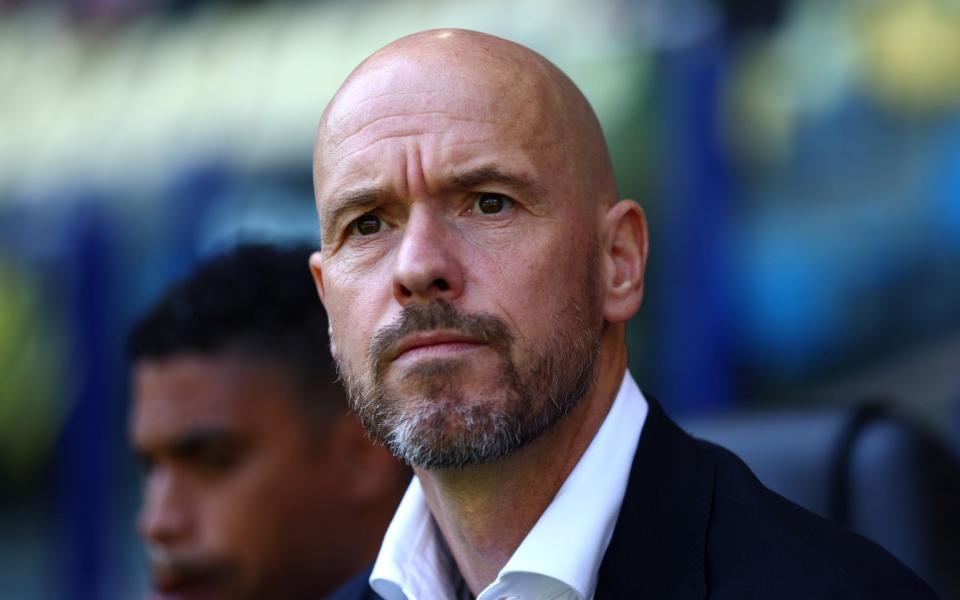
(383, 386), (536, 469)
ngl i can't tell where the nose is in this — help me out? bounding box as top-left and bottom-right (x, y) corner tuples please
(138, 469), (191, 546)
(392, 205), (464, 305)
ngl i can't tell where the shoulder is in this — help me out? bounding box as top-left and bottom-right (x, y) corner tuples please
(698, 440), (939, 598)
(599, 395), (939, 599)
(324, 566), (380, 600)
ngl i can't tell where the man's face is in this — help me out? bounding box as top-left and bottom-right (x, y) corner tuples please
(130, 355), (339, 600)
(313, 54), (606, 468)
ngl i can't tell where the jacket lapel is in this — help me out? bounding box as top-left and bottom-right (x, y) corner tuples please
(596, 396), (714, 599)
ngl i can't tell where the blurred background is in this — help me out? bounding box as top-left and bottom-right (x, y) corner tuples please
(1, 0), (959, 597)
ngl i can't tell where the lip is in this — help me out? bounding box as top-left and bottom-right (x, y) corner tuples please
(390, 331), (485, 362)
(151, 569), (224, 600)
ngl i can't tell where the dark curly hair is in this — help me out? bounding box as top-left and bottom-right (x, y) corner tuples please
(128, 242), (343, 428)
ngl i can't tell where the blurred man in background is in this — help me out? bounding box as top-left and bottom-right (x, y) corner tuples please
(127, 243), (410, 600)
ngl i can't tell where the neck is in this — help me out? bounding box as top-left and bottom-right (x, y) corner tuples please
(415, 328), (628, 594)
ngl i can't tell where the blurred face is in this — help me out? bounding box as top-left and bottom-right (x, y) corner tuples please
(313, 51), (606, 469)
(130, 355), (339, 600)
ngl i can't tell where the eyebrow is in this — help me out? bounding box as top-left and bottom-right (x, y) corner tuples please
(320, 166), (544, 242)
(322, 187), (383, 243)
(449, 166), (545, 198)
(169, 427), (245, 456)
(135, 427), (244, 460)
(327, 187), (382, 218)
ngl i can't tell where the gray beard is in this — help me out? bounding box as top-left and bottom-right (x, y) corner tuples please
(336, 256), (602, 469)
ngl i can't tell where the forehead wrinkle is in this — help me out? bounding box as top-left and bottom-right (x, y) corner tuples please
(331, 115), (501, 167)
(318, 126), (519, 212)
(318, 102), (505, 189)
(328, 133), (422, 170)
(319, 66), (514, 156)
(321, 71), (498, 142)
(327, 88), (496, 131)
(322, 113), (545, 185)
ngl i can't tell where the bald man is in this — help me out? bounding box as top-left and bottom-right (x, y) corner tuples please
(311, 30), (936, 600)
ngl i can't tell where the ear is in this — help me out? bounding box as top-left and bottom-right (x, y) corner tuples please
(309, 251), (337, 359)
(309, 250), (326, 301)
(601, 200), (648, 323)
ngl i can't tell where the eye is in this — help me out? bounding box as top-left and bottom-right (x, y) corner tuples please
(351, 213), (384, 236)
(182, 440), (247, 477)
(137, 453), (155, 476)
(173, 435), (247, 477)
(472, 193), (513, 215)
(191, 443), (244, 476)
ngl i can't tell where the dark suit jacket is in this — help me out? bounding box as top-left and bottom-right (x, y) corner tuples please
(329, 397), (939, 599)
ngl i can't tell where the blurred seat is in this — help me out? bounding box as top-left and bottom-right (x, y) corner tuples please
(681, 403), (960, 599)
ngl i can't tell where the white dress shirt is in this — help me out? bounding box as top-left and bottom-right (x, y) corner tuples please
(369, 371), (649, 600)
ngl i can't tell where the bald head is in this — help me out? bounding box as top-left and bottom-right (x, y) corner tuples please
(314, 29), (616, 219)
(309, 29), (650, 472)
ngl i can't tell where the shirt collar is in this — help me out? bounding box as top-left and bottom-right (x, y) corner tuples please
(369, 477), (461, 600)
(370, 370), (649, 600)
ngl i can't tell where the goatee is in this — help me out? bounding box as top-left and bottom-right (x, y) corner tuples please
(336, 256), (602, 469)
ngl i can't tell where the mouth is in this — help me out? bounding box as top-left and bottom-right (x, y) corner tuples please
(150, 565), (229, 600)
(390, 331), (486, 364)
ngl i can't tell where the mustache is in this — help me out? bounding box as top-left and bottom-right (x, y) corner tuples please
(147, 547), (235, 592)
(369, 301), (513, 370)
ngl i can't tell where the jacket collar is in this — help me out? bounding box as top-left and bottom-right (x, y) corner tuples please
(596, 396), (714, 600)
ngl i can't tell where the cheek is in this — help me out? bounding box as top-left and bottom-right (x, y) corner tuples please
(249, 455), (341, 569)
(478, 230), (589, 330)
(203, 462), (307, 569)
(325, 268), (392, 365)
(193, 480), (259, 555)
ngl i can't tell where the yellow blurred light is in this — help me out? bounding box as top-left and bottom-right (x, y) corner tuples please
(859, 0), (960, 113)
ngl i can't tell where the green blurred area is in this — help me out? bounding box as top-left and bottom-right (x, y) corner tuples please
(0, 259), (65, 485)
